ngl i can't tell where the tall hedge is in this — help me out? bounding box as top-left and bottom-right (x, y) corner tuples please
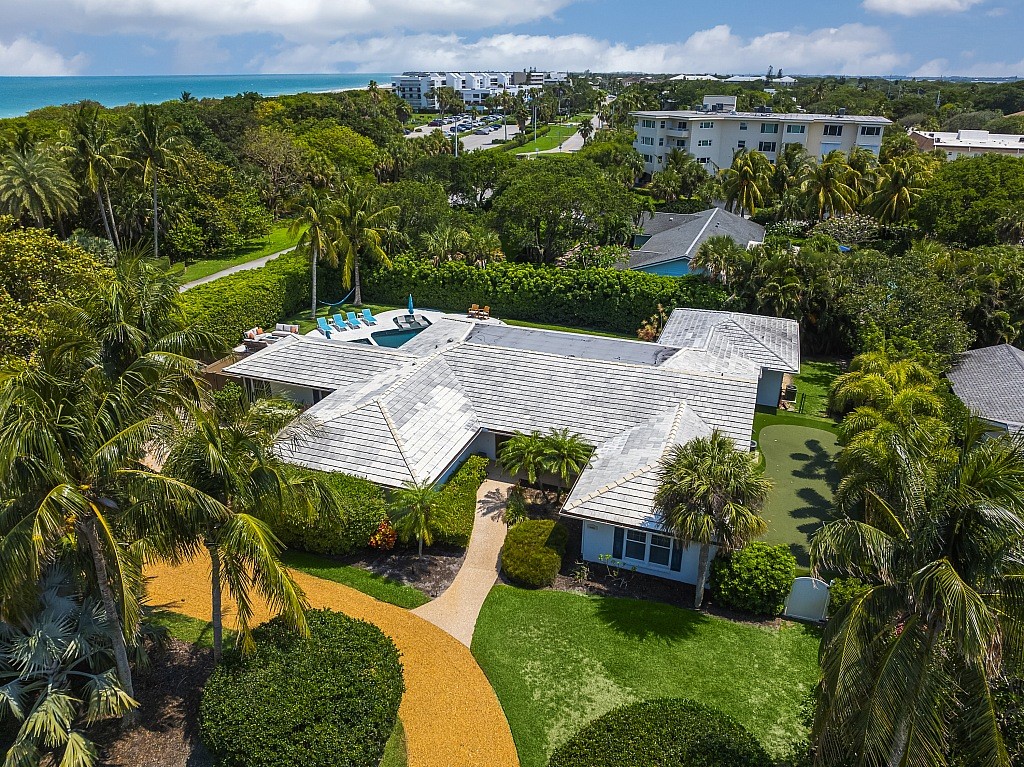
(429, 456), (489, 547)
(200, 610), (403, 767)
(363, 257), (726, 335)
(548, 697), (772, 767)
(180, 251), (310, 347)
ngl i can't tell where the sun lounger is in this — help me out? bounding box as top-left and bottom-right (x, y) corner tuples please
(332, 314), (349, 332)
(316, 317), (333, 338)
(345, 311), (362, 329)
(361, 308), (378, 325)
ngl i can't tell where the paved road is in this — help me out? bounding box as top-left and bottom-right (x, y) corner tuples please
(405, 123), (522, 152)
(178, 246), (296, 293)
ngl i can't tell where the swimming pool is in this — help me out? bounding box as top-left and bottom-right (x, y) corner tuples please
(370, 327), (425, 348)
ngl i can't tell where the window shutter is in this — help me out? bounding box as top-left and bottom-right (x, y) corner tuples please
(613, 528), (624, 559)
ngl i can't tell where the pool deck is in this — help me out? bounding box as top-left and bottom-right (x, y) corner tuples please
(305, 308), (504, 345)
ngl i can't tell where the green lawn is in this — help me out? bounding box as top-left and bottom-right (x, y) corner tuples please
(148, 609), (220, 648)
(472, 586), (820, 767)
(180, 222), (301, 283)
(514, 123), (583, 153)
(381, 719), (408, 767)
(790, 358), (842, 417)
(757, 418), (841, 569)
(281, 551), (429, 609)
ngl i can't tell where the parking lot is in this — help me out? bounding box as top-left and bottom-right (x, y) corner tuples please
(404, 114), (522, 151)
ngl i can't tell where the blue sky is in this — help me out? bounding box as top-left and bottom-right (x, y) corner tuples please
(0, 0), (1020, 78)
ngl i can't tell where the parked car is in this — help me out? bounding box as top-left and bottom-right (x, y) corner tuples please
(428, 119), (442, 127)
(474, 128), (490, 135)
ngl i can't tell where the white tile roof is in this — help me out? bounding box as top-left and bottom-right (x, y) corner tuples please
(657, 308), (801, 373)
(561, 404), (712, 530)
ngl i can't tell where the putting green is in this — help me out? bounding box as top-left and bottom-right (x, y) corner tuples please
(758, 423), (841, 567)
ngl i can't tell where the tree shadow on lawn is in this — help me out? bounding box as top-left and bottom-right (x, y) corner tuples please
(783, 437), (841, 568)
(788, 438), (841, 489)
(592, 592), (710, 641)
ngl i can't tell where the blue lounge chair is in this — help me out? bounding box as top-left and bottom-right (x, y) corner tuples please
(360, 308), (378, 325)
(345, 311), (362, 329)
(316, 317), (332, 338)
(332, 314), (349, 332)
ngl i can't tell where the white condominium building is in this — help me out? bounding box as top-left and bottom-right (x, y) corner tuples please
(391, 71), (564, 110)
(632, 95), (891, 176)
(910, 129), (1024, 159)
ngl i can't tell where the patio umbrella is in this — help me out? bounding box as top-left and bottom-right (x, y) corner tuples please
(407, 294), (414, 314)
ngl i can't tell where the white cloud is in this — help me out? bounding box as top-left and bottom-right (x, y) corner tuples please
(14, 0), (571, 40)
(912, 55), (1024, 78)
(0, 37), (84, 76)
(256, 24), (908, 76)
(862, 0), (984, 16)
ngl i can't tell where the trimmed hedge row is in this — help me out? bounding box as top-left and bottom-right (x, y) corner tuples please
(710, 542), (797, 617)
(200, 610), (403, 767)
(180, 250), (310, 348)
(548, 697), (772, 767)
(363, 257), (726, 335)
(275, 470), (388, 556)
(429, 456), (489, 547)
(501, 519), (568, 588)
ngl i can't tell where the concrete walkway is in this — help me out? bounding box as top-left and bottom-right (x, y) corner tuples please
(413, 471), (513, 646)
(147, 551), (520, 767)
(178, 246), (296, 293)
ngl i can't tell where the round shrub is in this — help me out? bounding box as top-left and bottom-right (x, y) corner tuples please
(501, 519), (568, 588)
(275, 470), (387, 555)
(200, 610), (403, 767)
(710, 542), (797, 616)
(827, 576), (870, 617)
(548, 698), (772, 767)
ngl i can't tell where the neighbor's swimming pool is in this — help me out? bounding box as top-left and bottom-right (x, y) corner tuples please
(369, 327), (425, 348)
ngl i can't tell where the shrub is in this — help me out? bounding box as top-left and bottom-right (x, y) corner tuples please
(810, 213), (880, 244)
(180, 250), (310, 349)
(547, 697), (772, 767)
(275, 470), (387, 556)
(656, 197), (708, 215)
(501, 519), (568, 588)
(710, 542), (797, 616)
(429, 455), (489, 546)
(363, 257), (725, 335)
(200, 609), (403, 767)
(827, 576), (869, 617)
(504, 485), (529, 527)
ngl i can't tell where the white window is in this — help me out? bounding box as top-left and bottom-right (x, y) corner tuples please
(658, 137), (664, 146)
(739, 122), (748, 131)
(660, 121), (666, 129)
(758, 141), (777, 153)
(642, 153), (654, 163)
(640, 136), (654, 146)
(640, 119), (655, 129)
(786, 124), (806, 134)
(737, 140), (746, 149)
(697, 157), (710, 164)
(624, 530), (647, 561)
(823, 124), (843, 136)
(675, 139), (687, 148)
(649, 535), (672, 566)
(699, 121), (714, 129)
(676, 121), (688, 130)
(860, 125), (882, 136)
(760, 123), (779, 134)
(698, 138), (712, 147)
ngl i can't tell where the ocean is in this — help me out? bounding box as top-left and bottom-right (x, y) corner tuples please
(0, 73), (392, 119)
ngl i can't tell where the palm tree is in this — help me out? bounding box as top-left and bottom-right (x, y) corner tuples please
(654, 431), (772, 608)
(995, 206), (1024, 246)
(665, 148), (709, 199)
(867, 155), (932, 224)
(0, 146), (78, 230)
(802, 152), (858, 220)
(60, 104), (129, 248)
(422, 222), (469, 265)
(691, 234), (749, 285)
(290, 185), (339, 320)
(464, 226), (504, 267)
(333, 181), (398, 306)
(721, 151), (772, 217)
(649, 168), (683, 203)
(578, 118), (594, 144)
(390, 480), (439, 557)
(129, 104), (186, 259)
(499, 431), (546, 485)
(539, 428), (592, 494)
(161, 400), (315, 660)
(811, 423), (1024, 767)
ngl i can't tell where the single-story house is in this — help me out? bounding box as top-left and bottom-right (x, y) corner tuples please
(947, 344), (1024, 433)
(657, 308), (800, 408)
(627, 208), (765, 276)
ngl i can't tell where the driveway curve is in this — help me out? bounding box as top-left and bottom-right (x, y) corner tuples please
(146, 554), (520, 767)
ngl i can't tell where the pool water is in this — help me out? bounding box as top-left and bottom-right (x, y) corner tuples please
(370, 328), (425, 348)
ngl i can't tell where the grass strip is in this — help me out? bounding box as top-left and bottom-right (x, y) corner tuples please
(282, 551), (429, 609)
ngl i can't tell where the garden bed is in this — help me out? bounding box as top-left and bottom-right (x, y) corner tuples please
(317, 544), (468, 600)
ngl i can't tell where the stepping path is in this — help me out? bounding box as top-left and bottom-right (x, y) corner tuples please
(413, 471), (514, 646)
(146, 548), (519, 767)
(178, 246), (296, 293)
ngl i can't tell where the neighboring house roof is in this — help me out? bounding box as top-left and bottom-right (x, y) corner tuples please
(657, 308), (801, 374)
(947, 344), (1024, 431)
(561, 403), (712, 531)
(627, 209), (765, 271)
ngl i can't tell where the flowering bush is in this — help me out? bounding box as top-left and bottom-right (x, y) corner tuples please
(369, 519), (397, 550)
(811, 213), (880, 244)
